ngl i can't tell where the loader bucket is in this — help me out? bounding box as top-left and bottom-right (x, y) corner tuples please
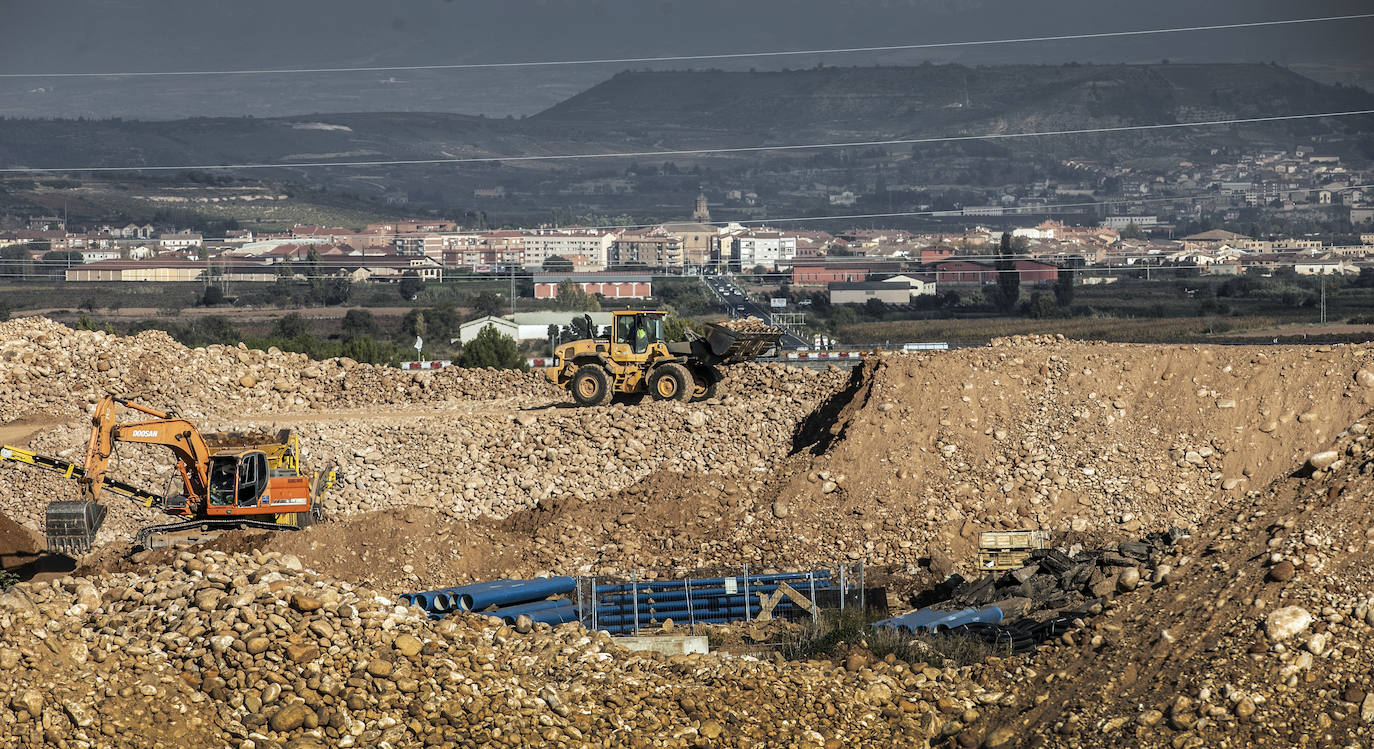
(44, 500), (107, 555)
(702, 323), (784, 363)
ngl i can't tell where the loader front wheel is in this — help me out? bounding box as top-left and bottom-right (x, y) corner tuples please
(689, 365), (720, 402)
(647, 363), (692, 402)
(690, 379), (718, 402)
(570, 364), (614, 407)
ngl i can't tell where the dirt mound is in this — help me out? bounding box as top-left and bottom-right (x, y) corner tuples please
(774, 340), (1374, 567)
(0, 512), (75, 583)
(969, 410), (1374, 747)
(0, 513), (40, 558)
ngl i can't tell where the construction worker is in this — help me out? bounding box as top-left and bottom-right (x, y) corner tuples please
(634, 319), (648, 353)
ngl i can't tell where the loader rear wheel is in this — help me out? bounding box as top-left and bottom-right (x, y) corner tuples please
(648, 363), (693, 402)
(570, 364), (614, 407)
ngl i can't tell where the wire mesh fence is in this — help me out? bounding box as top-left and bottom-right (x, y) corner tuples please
(576, 561), (866, 636)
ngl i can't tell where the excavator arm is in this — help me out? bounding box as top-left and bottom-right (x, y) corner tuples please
(80, 395), (214, 503)
(46, 395), (218, 553)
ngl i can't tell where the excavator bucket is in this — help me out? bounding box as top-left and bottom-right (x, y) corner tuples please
(44, 500), (107, 555)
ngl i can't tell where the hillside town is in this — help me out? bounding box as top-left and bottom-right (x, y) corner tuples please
(2, 191), (1372, 307)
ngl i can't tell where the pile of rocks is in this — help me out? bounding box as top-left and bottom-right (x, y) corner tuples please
(0, 317), (558, 423)
(804, 342), (1374, 573)
(0, 318), (851, 547)
(718, 317), (780, 333)
(0, 548), (977, 747)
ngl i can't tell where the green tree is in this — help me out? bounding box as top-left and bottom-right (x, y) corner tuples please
(194, 315), (240, 344)
(0, 245), (35, 280)
(663, 314), (701, 342)
(1119, 222), (1145, 240)
(41, 250), (83, 267)
(399, 271), (424, 301)
(831, 305), (859, 328)
(863, 298), (887, 318)
(994, 232), (1020, 313)
(340, 334), (401, 366)
(200, 285), (226, 306)
(542, 255), (575, 273)
(1028, 291), (1059, 319)
(458, 324), (525, 370)
(471, 290), (505, 317)
(1054, 268), (1075, 308)
(554, 279), (600, 312)
(341, 309), (377, 340)
(272, 312), (310, 339)
(311, 276), (352, 305)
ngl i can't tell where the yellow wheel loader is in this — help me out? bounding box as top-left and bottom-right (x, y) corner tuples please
(545, 310), (783, 407)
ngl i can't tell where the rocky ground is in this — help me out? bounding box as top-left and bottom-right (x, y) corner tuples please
(2, 319), (1373, 746)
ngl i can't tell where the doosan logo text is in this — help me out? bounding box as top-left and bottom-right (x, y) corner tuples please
(129, 430), (159, 438)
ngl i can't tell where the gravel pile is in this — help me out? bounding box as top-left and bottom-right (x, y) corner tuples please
(782, 339), (1374, 572)
(0, 317), (557, 423)
(0, 548), (986, 748)
(0, 319), (850, 549)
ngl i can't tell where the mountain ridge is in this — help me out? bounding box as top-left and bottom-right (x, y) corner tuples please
(2, 63), (1368, 172)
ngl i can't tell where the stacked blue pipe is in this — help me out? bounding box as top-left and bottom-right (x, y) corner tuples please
(402, 577), (576, 620)
(402, 569), (836, 634)
(590, 570), (831, 635)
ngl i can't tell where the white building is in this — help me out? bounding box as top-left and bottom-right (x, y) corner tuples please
(714, 230), (797, 271)
(158, 232), (204, 250)
(79, 250), (122, 263)
(878, 274), (937, 297)
(1294, 258), (1357, 276)
(1101, 216), (1160, 230)
(456, 316), (519, 345)
(520, 230), (614, 270)
(510, 312), (614, 341)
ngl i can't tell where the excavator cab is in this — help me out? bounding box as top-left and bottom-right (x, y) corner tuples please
(206, 452), (271, 509)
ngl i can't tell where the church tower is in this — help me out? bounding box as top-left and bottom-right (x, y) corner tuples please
(691, 190), (710, 222)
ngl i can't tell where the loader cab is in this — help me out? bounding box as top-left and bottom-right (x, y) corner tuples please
(612, 311), (665, 356)
(207, 451), (271, 510)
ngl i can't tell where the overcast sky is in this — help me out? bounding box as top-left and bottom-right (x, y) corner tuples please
(2, 0), (1371, 119)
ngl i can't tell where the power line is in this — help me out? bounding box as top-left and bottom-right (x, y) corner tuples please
(3, 109), (1370, 174)
(2, 14), (1369, 78)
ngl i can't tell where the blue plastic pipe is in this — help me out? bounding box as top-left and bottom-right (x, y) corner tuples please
(459, 576), (577, 611)
(527, 604), (578, 626)
(488, 598), (571, 619)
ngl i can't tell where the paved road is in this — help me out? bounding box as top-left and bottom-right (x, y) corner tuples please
(701, 274), (810, 349)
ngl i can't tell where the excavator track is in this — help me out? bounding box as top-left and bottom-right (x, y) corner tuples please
(136, 517), (308, 551)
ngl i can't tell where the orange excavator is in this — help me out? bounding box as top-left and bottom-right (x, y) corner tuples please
(1, 395), (334, 553)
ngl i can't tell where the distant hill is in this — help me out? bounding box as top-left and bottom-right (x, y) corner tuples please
(0, 63), (1368, 177)
(525, 63), (1374, 146)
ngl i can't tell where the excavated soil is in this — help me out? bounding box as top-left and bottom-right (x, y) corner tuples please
(3, 322), (1374, 746)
